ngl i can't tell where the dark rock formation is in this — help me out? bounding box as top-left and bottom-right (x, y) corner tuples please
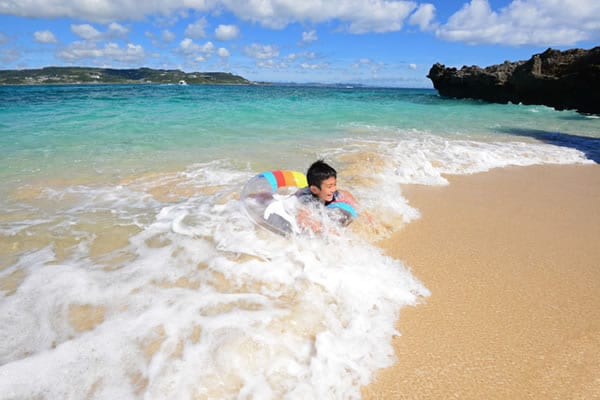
(428, 47), (600, 115)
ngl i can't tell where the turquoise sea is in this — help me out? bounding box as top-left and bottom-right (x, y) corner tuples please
(0, 84), (598, 399)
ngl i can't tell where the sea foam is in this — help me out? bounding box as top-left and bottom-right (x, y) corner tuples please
(0, 160), (429, 399)
(0, 133), (594, 399)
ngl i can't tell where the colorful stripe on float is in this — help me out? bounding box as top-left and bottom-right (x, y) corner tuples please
(258, 170), (308, 192)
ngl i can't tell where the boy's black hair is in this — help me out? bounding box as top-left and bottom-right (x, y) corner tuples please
(306, 159), (336, 188)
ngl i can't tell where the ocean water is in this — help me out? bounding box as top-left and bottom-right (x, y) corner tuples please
(0, 84), (598, 399)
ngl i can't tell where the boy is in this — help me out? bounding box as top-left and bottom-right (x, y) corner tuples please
(295, 160), (357, 232)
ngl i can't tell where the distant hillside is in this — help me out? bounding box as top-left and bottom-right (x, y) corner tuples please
(0, 67), (251, 85)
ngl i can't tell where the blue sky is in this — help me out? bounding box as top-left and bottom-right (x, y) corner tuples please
(0, 0), (598, 87)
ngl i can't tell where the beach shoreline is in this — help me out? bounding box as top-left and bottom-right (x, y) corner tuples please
(363, 164), (600, 399)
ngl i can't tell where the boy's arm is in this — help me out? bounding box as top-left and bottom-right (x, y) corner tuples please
(296, 207), (322, 233)
(337, 189), (358, 207)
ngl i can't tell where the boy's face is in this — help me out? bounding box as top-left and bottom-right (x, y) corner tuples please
(310, 176), (337, 203)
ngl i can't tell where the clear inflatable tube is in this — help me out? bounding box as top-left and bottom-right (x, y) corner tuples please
(241, 170), (357, 235)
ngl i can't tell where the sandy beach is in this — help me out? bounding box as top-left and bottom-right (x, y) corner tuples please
(363, 164), (600, 399)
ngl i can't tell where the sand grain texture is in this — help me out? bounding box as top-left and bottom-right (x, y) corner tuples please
(363, 164), (600, 400)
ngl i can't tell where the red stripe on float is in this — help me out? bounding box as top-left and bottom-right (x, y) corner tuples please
(272, 170), (285, 188)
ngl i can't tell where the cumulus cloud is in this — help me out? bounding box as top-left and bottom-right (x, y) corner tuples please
(71, 22), (129, 42)
(214, 24), (239, 41)
(344, 1), (416, 33)
(287, 51), (316, 61)
(0, 0), (192, 23)
(350, 58), (384, 74)
(409, 63), (417, 70)
(185, 18), (208, 39)
(300, 30), (318, 45)
(57, 41), (145, 63)
(3, 0), (598, 46)
(218, 47), (230, 57)
(409, 3), (437, 31)
(256, 59), (288, 69)
(351, 58), (373, 68)
(106, 22), (129, 38)
(0, 0), (419, 33)
(437, 0), (600, 46)
(34, 30), (58, 44)
(300, 62), (328, 70)
(71, 24), (101, 41)
(179, 38), (215, 62)
(162, 29), (176, 42)
(243, 43), (279, 60)
(221, 0), (417, 33)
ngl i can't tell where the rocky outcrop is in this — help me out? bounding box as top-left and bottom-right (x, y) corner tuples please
(427, 47), (600, 115)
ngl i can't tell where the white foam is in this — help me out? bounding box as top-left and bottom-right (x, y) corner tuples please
(321, 132), (592, 224)
(1, 135), (593, 399)
(0, 161), (429, 399)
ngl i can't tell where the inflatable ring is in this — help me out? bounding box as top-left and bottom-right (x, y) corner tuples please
(241, 170), (358, 235)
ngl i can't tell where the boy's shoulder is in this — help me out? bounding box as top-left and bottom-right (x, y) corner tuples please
(295, 187), (314, 204)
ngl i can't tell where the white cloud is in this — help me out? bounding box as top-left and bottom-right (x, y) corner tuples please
(437, 0), (600, 46)
(409, 3), (437, 31)
(243, 43), (279, 60)
(342, 1), (417, 33)
(71, 24), (102, 41)
(185, 18), (208, 39)
(0, 1), (418, 33)
(300, 30), (318, 45)
(214, 24), (239, 41)
(257, 59), (288, 69)
(162, 29), (176, 42)
(287, 51), (316, 61)
(300, 62), (328, 70)
(350, 57), (384, 74)
(222, 0), (417, 33)
(106, 22), (129, 38)
(103, 43), (144, 62)
(3, 0), (599, 43)
(179, 38), (215, 61)
(0, 0), (198, 23)
(179, 38), (196, 53)
(218, 47), (230, 57)
(71, 23), (128, 42)
(34, 30), (58, 44)
(351, 58), (373, 68)
(57, 41), (145, 63)
(409, 63), (417, 70)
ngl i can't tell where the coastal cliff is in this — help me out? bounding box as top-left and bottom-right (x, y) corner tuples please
(427, 47), (600, 115)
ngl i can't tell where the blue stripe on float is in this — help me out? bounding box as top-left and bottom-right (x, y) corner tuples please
(326, 202), (358, 218)
(259, 171), (278, 192)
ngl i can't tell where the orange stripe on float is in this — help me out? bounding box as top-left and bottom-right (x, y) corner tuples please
(282, 170), (295, 186)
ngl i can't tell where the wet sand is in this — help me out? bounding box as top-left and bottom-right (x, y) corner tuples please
(363, 164), (600, 399)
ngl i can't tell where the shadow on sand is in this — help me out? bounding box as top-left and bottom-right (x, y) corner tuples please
(500, 128), (600, 163)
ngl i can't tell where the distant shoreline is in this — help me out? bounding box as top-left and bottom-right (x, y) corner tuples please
(0, 66), (251, 85)
(0, 80), (436, 90)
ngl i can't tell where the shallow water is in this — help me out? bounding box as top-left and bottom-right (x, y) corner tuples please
(0, 84), (597, 399)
